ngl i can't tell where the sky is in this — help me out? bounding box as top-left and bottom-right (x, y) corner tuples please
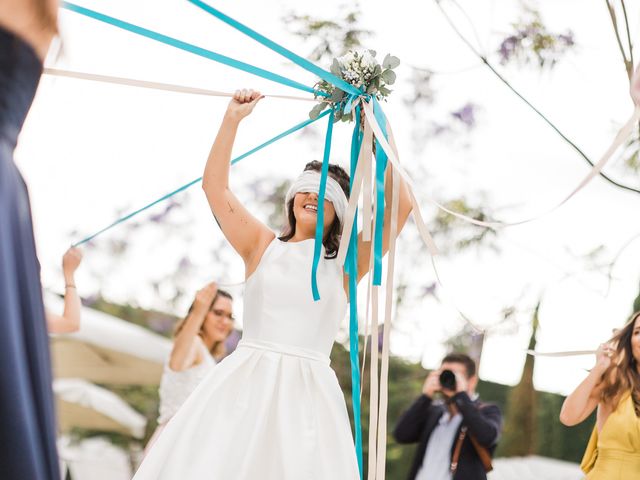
(16, 0), (640, 395)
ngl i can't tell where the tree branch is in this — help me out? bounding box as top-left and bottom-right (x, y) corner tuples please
(604, 0), (633, 80)
(620, 0), (634, 71)
(434, 0), (640, 195)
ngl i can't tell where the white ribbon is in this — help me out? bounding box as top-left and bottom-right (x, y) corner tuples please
(362, 101), (640, 231)
(43, 68), (318, 102)
(526, 349), (596, 357)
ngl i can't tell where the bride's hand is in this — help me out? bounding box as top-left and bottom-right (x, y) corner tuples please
(226, 89), (264, 121)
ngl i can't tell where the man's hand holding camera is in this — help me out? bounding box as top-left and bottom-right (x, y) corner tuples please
(422, 368), (469, 399)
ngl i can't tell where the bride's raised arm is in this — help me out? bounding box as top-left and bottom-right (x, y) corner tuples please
(202, 89), (275, 275)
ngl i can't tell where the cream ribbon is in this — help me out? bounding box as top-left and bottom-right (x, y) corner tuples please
(42, 68), (318, 102)
(345, 101), (640, 479)
(526, 349), (596, 357)
(361, 101), (640, 231)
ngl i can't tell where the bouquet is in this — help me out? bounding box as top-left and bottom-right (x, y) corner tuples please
(309, 49), (400, 122)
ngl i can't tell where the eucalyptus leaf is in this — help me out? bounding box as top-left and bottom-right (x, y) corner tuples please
(366, 83), (377, 94)
(374, 64), (382, 75)
(330, 89), (345, 102)
(379, 86), (391, 96)
(381, 69), (397, 85)
(368, 49), (377, 57)
(309, 102), (327, 120)
(330, 59), (342, 76)
(382, 54), (401, 69)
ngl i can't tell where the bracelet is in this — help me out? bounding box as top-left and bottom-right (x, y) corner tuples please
(65, 284), (76, 289)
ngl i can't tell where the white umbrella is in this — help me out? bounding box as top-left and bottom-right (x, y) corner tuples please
(489, 455), (582, 480)
(54, 378), (147, 438)
(58, 436), (133, 480)
(47, 293), (172, 385)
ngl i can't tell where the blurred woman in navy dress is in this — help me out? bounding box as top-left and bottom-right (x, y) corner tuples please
(0, 1), (61, 478)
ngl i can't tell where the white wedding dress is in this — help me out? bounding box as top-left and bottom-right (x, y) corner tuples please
(134, 238), (360, 479)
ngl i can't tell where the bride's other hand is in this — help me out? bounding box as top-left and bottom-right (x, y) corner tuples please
(226, 89), (264, 122)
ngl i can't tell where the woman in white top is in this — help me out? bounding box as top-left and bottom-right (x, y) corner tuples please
(145, 282), (234, 452)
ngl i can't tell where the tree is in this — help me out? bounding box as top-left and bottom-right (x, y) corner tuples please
(497, 301), (540, 457)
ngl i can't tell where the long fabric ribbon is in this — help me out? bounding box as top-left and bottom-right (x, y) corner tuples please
(413, 107), (640, 230)
(311, 109), (335, 300)
(526, 349), (596, 357)
(43, 68), (318, 102)
(73, 110), (331, 246)
(372, 99), (389, 286)
(61, 2), (318, 95)
(375, 133), (401, 480)
(186, 0), (362, 98)
(347, 106), (364, 477)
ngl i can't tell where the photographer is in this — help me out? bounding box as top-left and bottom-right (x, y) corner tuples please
(393, 353), (502, 480)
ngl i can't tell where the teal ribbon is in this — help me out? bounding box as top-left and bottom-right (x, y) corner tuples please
(311, 108), (335, 301)
(347, 105), (364, 478)
(73, 110), (331, 246)
(372, 98), (389, 285)
(61, 2), (317, 95)
(186, 0), (361, 98)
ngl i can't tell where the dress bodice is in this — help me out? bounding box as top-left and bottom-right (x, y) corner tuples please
(581, 391), (640, 478)
(157, 339), (216, 424)
(242, 238), (347, 357)
(598, 392), (640, 454)
(0, 26), (42, 148)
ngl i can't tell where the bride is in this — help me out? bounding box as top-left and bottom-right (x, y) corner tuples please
(133, 89), (412, 479)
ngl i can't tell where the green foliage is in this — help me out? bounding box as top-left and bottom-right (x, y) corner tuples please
(497, 7), (575, 69)
(283, 7), (372, 63)
(311, 49), (400, 123)
(88, 296), (178, 336)
(633, 283), (640, 313)
(432, 197), (499, 253)
(498, 303), (539, 457)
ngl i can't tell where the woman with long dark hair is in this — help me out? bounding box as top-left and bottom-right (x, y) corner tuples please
(0, 1), (61, 479)
(560, 312), (640, 478)
(134, 89), (413, 479)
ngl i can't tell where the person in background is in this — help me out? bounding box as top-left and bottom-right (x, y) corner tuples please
(144, 282), (234, 453)
(394, 353), (502, 480)
(560, 312), (640, 479)
(47, 247), (83, 334)
(0, 1), (61, 478)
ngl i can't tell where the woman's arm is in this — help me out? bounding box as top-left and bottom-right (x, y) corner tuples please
(168, 283), (218, 371)
(47, 248), (82, 334)
(0, 0), (58, 61)
(202, 89), (274, 276)
(559, 344), (612, 426)
(355, 164), (412, 282)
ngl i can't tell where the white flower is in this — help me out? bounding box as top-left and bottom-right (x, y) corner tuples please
(360, 50), (376, 69)
(337, 51), (356, 67)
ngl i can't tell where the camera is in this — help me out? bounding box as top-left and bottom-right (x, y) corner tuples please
(439, 369), (457, 391)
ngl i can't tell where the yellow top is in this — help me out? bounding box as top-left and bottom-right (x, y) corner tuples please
(581, 391), (640, 479)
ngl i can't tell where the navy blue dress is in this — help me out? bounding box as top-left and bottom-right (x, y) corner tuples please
(0, 27), (61, 480)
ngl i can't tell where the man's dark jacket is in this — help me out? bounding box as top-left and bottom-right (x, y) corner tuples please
(393, 392), (503, 480)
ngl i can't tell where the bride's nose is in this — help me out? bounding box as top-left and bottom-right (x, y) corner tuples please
(307, 192), (318, 201)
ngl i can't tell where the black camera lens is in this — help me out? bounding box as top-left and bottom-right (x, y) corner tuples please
(439, 369), (457, 391)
